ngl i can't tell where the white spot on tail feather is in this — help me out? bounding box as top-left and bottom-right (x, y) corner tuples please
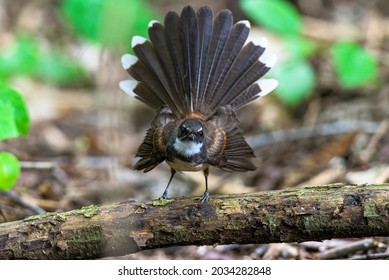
(237, 20), (250, 29)
(121, 54), (138, 70)
(132, 36), (147, 48)
(256, 79), (279, 97)
(119, 80), (138, 97)
(148, 20), (159, 28)
(252, 37), (268, 49)
(259, 52), (277, 68)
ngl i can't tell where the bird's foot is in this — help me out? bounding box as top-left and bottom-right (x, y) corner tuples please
(199, 191), (209, 204)
(159, 190), (169, 200)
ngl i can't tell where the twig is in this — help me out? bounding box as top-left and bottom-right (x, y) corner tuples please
(317, 238), (375, 260)
(349, 252), (389, 260)
(20, 161), (69, 187)
(360, 120), (389, 163)
(247, 120), (379, 149)
(0, 191), (45, 215)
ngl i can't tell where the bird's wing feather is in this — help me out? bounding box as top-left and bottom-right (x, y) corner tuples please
(206, 106), (255, 172)
(133, 107), (175, 172)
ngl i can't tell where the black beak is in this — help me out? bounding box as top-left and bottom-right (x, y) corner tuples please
(186, 133), (196, 141)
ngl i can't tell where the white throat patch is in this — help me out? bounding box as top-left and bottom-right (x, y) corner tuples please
(173, 139), (202, 156)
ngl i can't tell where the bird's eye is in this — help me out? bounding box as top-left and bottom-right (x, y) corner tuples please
(180, 127), (187, 134)
(198, 131), (204, 137)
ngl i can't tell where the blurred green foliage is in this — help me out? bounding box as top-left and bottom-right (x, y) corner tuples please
(272, 59), (316, 106)
(0, 83), (29, 191)
(0, 36), (39, 78)
(0, 152), (20, 191)
(37, 50), (88, 87)
(0, 35), (89, 87)
(240, 0), (379, 106)
(0, 0), (157, 86)
(60, 0), (157, 53)
(241, 0), (301, 35)
(331, 41), (378, 88)
(0, 82), (30, 140)
(0, 1), (379, 104)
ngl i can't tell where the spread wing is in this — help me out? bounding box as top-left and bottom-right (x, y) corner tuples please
(133, 107), (174, 172)
(119, 5), (278, 119)
(205, 106), (255, 171)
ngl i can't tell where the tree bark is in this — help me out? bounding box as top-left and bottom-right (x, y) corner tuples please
(0, 183), (388, 259)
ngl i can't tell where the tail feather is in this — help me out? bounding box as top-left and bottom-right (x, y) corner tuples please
(164, 11), (187, 111)
(220, 60), (269, 106)
(127, 59), (166, 109)
(213, 41), (265, 108)
(194, 6), (213, 110)
(180, 6), (199, 112)
(132, 38), (184, 115)
(134, 83), (165, 109)
(231, 79), (279, 109)
(148, 22), (185, 112)
(205, 20), (250, 108)
(197, 9), (232, 113)
(230, 83), (260, 110)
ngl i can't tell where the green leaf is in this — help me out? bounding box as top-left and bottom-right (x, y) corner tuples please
(0, 35), (39, 78)
(331, 41), (378, 88)
(99, 0), (156, 53)
(273, 59), (316, 106)
(36, 51), (89, 87)
(284, 35), (316, 59)
(0, 101), (18, 140)
(240, 0), (302, 35)
(0, 82), (30, 140)
(60, 0), (157, 52)
(0, 152), (20, 191)
(60, 0), (103, 41)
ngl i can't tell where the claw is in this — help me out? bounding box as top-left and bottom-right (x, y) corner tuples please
(159, 191), (168, 200)
(199, 190), (209, 204)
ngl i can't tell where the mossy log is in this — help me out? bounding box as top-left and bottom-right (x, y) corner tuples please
(0, 183), (388, 259)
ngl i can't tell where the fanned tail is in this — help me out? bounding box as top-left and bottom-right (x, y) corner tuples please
(119, 5), (278, 118)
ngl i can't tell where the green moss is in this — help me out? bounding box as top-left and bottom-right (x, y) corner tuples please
(67, 226), (102, 254)
(151, 198), (174, 206)
(224, 199), (239, 207)
(23, 205), (99, 223)
(363, 202), (379, 218)
(264, 214), (280, 235)
(54, 213), (68, 222)
(224, 220), (246, 230)
(24, 212), (56, 222)
(80, 205), (99, 218)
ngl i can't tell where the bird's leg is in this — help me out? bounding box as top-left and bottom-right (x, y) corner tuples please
(160, 168), (176, 199)
(199, 168), (209, 203)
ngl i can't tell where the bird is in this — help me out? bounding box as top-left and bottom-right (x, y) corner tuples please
(119, 5), (278, 203)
